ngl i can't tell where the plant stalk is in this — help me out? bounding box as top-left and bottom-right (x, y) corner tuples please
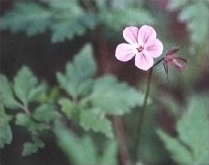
(113, 116), (130, 165)
(133, 67), (153, 162)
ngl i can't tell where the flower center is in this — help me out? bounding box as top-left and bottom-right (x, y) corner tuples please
(137, 45), (144, 52)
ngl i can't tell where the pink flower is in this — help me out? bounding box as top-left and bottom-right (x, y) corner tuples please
(163, 48), (187, 74)
(115, 25), (163, 71)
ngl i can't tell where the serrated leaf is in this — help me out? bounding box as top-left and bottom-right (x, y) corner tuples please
(28, 84), (46, 102)
(0, 2), (51, 36)
(57, 44), (96, 97)
(0, 74), (19, 109)
(54, 123), (117, 165)
(157, 129), (193, 164)
(22, 138), (44, 156)
(54, 123), (98, 165)
(16, 113), (49, 132)
(178, 1), (209, 48)
(14, 66), (44, 105)
(15, 113), (31, 127)
(89, 75), (145, 115)
(0, 105), (13, 148)
(33, 104), (60, 123)
(22, 142), (39, 156)
(157, 96), (209, 165)
(59, 98), (75, 119)
(0, 1), (96, 43)
(49, 0), (95, 42)
(79, 108), (113, 138)
(177, 96), (209, 164)
(99, 140), (118, 165)
(0, 120), (12, 148)
(99, 7), (155, 30)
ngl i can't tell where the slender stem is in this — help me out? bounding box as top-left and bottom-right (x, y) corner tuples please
(133, 67), (153, 162)
(113, 116), (130, 165)
(153, 57), (164, 67)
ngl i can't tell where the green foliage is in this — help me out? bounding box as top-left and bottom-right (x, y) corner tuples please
(54, 123), (118, 165)
(177, 96), (209, 164)
(0, 66), (60, 155)
(0, 105), (13, 148)
(33, 104), (60, 124)
(57, 44), (145, 137)
(89, 75), (145, 115)
(0, 0), (156, 42)
(15, 104), (60, 156)
(99, 7), (155, 30)
(14, 66), (45, 106)
(22, 139), (45, 156)
(168, 0), (209, 52)
(57, 44), (96, 98)
(1, 66), (46, 110)
(79, 108), (113, 138)
(157, 129), (193, 164)
(0, 2), (51, 36)
(0, 75), (19, 109)
(157, 96), (209, 165)
(59, 98), (75, 119)
(0, 1), (96, 42)
(48, 0), (96, 42)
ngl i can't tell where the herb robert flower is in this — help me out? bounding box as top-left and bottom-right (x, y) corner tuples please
(115, 25), (163, 71)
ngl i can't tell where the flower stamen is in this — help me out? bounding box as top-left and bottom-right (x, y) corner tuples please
(137, 46), (144, 52)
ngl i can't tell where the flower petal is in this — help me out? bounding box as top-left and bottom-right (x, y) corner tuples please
(135, 53), (154, 70)
(123, 26), (139, 45)
(138, 25), (157, 44)
(115, 43), (136, 62)
(144, 39), (163, 58)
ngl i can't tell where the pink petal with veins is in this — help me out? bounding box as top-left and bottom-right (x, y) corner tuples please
(115, 25), (163, 71)
(138, 25), (157, 44)
(115, 43), (136, 62)
(144, 39), (163, 58)
(135, 53), (154, 71)
(123, 26), (139, 45)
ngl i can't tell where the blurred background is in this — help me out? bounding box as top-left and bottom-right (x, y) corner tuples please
(0, 0), (209, 165)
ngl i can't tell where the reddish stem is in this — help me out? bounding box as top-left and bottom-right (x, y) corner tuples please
(113, 116), (130, 165)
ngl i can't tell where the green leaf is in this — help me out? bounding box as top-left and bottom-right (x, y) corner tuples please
(0, 1), (96, 42)
(157, 129), (193, 164)
(15, 113), (31, 127)
(178, 1), (209, 49)
(57, 44), (96, 97)
(157, 95), (209, 164)
(0, 74), (19, 109)
(0, 120), (12, 148)
(54, 123), (117, 165)
(28, 84), (46, 102)
(22, 140), (44, 156)
(54, 123), (97, 165)
(0, 2), (51, 36)
(177, 96), (209, 164)
(33, 104), (60, 123)
(16, 113), (49, 132)
(49, 0), (96, 42)
(98, 140), (118, 165)
(99, 7), (155, 30)
(79, 108), (114, 138)
(89, 75), (145, 115)
(14, 66), (44, 105)
(0, 106), (13, 148)
(22, 142), (39, 156)
(59, 98), (75, 119)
